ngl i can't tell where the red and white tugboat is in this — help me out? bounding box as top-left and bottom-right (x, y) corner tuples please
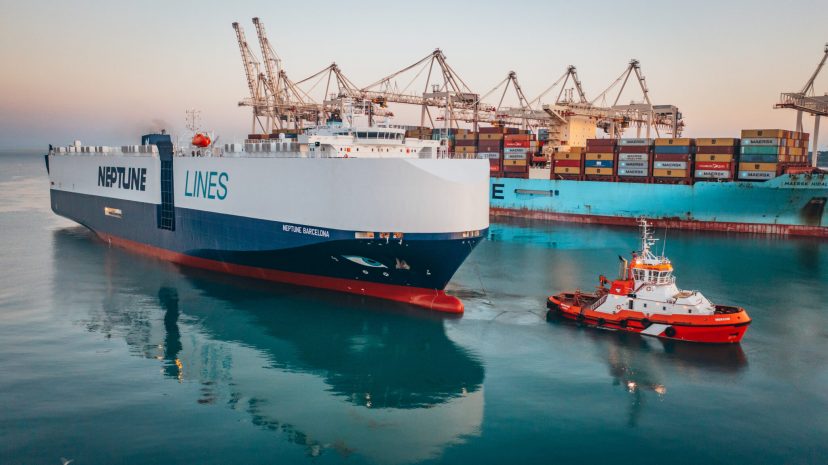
(547, 219), (751, 343)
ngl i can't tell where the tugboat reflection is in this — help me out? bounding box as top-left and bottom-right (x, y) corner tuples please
(547, 313), (747, 427)
(54, 228), (485, 464)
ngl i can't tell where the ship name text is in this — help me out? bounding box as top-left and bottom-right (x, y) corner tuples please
(184, 170), (229, 200)
(97, 166), (147, 191)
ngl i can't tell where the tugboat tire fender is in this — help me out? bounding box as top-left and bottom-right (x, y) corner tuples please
(664, 326), (676, 337)
(641, 318), (652, 328)
(597, 318), (606, 326)
(619, 319), (628, 328)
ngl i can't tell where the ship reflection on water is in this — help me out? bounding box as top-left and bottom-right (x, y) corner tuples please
(53, 228), (485, 463)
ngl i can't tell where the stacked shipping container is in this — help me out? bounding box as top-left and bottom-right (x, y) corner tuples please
(584, 139), (617, 181)
(478, 127), (511, 175)
(653, 138), (694, 184)
(502, 133), (536, 177)
(617, 138), (652, 182)
(739, 129), (810, 181)
(695, 138), (738, 180)
(551, 147), (584, 180)
(455, 131), (477, 158)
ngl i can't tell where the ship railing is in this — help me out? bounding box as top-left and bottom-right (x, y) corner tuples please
(585, 294), (608, 311)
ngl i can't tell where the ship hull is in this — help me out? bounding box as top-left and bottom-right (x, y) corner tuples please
(51, 190), (483, 313)
(47, 153), (489, 313)
(491, 175), (828, 237)
(547, 297), (750, 344)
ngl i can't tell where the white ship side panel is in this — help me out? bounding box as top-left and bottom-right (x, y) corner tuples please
(49, 155), (161, 204)
(173, 157), (490, 233)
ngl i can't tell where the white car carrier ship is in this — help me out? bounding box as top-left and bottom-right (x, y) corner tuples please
(45, 123), (489, 313)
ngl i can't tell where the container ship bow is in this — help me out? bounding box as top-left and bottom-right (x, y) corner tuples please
(46, 126), (489, 313)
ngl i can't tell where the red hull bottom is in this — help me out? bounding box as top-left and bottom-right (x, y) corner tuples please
(549, 307), (748, 344)
(492, 207), (828, 238)
(97, 233), (464, 314)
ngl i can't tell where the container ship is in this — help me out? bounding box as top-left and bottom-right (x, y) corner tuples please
(406, 126), (827, 237)
(46, 123), (489, 313)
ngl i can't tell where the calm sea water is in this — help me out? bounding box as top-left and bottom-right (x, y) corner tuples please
(1, 151), (827, 465)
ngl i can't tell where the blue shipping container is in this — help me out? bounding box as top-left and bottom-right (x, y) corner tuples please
(739, 153), (779, 163)
(653, 146), (692, 154)
(585, 160), (614, 168)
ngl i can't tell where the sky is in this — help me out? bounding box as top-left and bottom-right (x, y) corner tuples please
(0, 0), (826, 150)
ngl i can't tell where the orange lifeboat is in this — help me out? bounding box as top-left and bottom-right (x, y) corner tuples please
(546, 219), (751, 344)
(191, 133), (211, 148)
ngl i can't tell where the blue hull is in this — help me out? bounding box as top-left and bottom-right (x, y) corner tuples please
(50, 190), (485, 308)
(490, 174), (828, 236)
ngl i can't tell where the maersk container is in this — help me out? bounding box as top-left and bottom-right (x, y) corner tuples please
(619, 138), (651, 146)
(654, 145), (692, 154)
(654, 161), (688, 169)
(655, 138), (694, 146)
(695, 170), (733, 179)
(742, 137), (783, 146)
(619, 160), (648, 168)
(504, 152), (528, 160)
(738, 170), (775, 180)
(617, 168), (648, 176)
(619, 153), (649, 161)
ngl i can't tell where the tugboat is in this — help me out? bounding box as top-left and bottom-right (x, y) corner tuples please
(547, 219), (751, 343)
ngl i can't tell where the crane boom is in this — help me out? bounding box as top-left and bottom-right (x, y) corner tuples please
(233, 22), (262, 101)
(801, 43), (828, 96)
(252, 17), (282, 102)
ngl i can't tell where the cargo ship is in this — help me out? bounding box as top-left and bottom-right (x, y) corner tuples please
(45, 123), (489, 313)
(410, 126), (827, 237)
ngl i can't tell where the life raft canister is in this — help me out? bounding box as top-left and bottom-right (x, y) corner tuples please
(191, 133), (211, 148)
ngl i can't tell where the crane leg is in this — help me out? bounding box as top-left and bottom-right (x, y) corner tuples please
(796, 110), (804, 133)
(812, 115), (821, 168)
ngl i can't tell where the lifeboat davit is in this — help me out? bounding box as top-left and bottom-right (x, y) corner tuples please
(547, 219), (750, 344)
(191, 133), (211, 148)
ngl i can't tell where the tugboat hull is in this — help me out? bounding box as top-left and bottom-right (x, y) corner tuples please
(547, 296), (750, 344)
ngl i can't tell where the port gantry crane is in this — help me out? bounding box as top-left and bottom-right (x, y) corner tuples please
(775, 43), (828, 167)
(233, 18), (683, 145)
(232, 21), (273, 133)
(590, 59), (683, 139)
(251, 17), (320, 129)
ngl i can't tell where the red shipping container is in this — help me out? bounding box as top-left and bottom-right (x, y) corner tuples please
(695, 161), (731, 171)
(455, 139), (476, 147)
(504, 140), (531, 148)
(619, 146), (652, 154)
(586, 138), (616, 147)
(554, 159), (581, 168)
(653, 153), (691, 161)
(505, 134), (533, 141)
(696, 146), (737, 154)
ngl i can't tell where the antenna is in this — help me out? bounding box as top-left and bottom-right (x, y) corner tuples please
(661, 227), (667, 258)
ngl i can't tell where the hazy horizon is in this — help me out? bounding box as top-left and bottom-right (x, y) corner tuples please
(1, 0), (826, 150)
